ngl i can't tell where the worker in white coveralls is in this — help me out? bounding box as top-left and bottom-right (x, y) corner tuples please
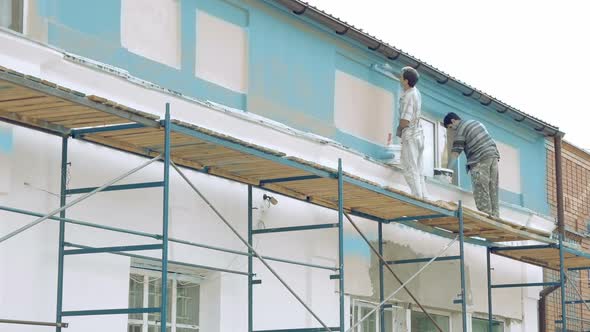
(396, 67), (427, 199)
(444, 112), (501, 218)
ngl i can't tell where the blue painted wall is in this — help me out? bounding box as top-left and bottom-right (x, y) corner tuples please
(0, 126), (12, 153)
(34, 0), (550, 214)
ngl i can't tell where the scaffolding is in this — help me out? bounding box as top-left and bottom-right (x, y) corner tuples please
(1, 67), (590, 331)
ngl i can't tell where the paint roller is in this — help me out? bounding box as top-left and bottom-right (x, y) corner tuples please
(371, 62), (398, 80)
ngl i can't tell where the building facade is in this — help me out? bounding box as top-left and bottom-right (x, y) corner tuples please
(0, 0), (569, 331)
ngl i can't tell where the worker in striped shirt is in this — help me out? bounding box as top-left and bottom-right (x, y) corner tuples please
(444, 112), (501, 218)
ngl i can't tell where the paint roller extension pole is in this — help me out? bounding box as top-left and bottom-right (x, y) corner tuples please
(0, 155), (162, 244)
(171, 161), (333, 332)
(344, 212), (444, 332)
(347, 236), (459, 332)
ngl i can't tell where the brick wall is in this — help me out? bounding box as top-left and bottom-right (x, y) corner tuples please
(545, 140), (590, 331)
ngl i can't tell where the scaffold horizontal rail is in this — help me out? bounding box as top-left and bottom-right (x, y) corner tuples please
(260, 175), (323, 184)
(70, 123), (147, 137)
(65, 181), (164, 195)
(387, 214), (448, 223)
(386, 255), (461, 265)
(62, 307), (160, 317)
(490, 244), (557, 252)
(63, 244), (162, 255)
(568, 266), (590, 271)
(252, 223), (338, 234)
(65, 242), (251, 276)
(491, 282), (560, 289)
(0, 318), (69, 328)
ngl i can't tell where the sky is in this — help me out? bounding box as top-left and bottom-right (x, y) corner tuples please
(304, 0), (590, 149)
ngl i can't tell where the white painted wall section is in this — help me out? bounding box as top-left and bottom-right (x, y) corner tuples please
(334, 70), (394, 145)
(120, 0), (181, 69)
(196, 10), (248, 93)
(497, 142), (522, 193)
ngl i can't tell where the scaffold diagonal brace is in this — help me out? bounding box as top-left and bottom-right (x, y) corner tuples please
(0, 154), (162, 244)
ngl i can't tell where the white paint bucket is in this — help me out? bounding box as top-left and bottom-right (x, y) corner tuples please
(383, 144), (401, 166)
(434, 168), (454, 184)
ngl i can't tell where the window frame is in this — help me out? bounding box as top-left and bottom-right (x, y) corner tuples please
(471, 316), (505, 332)
(351, 298), (400, 332)
(129, 268), (200, 332)
(409, 308), (452, 332)
(420, 116), (448, 174)
(0, 0), (23, 33)
(351, 299), (454, 332)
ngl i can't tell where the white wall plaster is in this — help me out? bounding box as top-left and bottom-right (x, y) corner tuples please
(196, 10), (248, 93)
(334, 70), (394, 145)
(121, 0), (181, 69)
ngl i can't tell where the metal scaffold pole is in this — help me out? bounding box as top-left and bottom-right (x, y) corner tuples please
(487, 247), (493, 332)
(338, 158), (345, 330)
(378, 222), (385, 332)
(555, 133), (567, 331)
(56, 136), (68, 332)
(458, 201), (467, 332)
(160, 103), (171, 332)
(559, 234), (567, 331)
(248, 185), (254, 332)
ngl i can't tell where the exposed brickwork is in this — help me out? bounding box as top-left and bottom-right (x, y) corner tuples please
(545, 140), (590, 331)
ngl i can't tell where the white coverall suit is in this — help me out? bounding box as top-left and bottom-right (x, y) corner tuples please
(399, 87), (427, 199)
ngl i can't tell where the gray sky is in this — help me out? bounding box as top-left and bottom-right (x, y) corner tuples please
(305, 0), (590, 149)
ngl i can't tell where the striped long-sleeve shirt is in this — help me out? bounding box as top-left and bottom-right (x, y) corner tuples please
(452, 119), (499, 170)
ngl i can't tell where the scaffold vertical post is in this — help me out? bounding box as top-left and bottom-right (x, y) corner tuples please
(555, 134), (567, 331)
(55, 136), (68, 332)
(487, 246), (493, 331)
(458, 201), (467, 332)
(160, 103), (171, 332)
(248, 185), (253, 332)
(379, 222), (385, 332)
(338, 159), (345, 330)
(559, 233), (567, 331)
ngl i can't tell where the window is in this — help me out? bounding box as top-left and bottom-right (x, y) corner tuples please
(351, 300), (396, 332)
(128, 269), (200, 332)
(420, 117), (447, 178)
(472, 317), (504, 332)
(334, 70), (394, 145)
(410, 310), (450, 332)
(121, 0), (181, 68)
(0, 0), (23, 33)
(196, 10), (248, 93)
